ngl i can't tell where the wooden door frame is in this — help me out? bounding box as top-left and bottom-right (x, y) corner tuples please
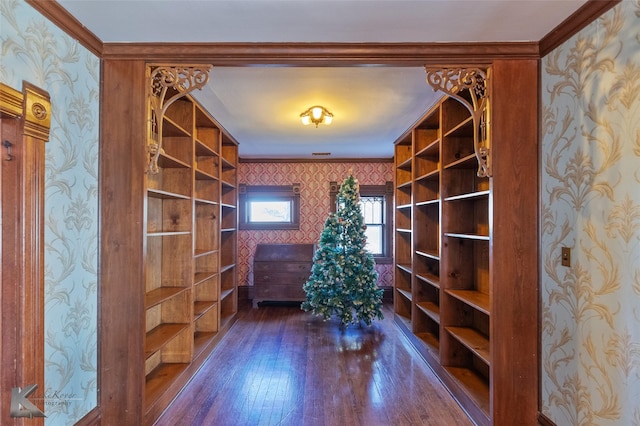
(0, 81), (50, 424)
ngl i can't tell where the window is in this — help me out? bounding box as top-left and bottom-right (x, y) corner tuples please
(330, 181), (393, 264)
(359, 195), (385, 255)
(248, 200), (291, 222)
(239, 184), (300, 230)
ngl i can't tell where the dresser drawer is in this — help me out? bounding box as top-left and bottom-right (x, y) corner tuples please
(254, 270), (309, 284)
(254, 283), (306, 300)
(254, 261), (311, 273)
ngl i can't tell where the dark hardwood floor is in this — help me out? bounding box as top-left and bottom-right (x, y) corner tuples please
(155, 303), (473, 426)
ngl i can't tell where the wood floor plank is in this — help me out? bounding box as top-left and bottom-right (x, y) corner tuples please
(155, 303), (472, 426)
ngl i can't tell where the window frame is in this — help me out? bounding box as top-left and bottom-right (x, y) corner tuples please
(330, 181), (393, 264)
(239, 184), (301, 230)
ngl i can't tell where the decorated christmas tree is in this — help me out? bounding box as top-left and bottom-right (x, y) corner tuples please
(302, 174), (384, 326)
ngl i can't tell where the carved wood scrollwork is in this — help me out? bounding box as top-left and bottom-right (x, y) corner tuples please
(424, 67), (491, 177)
(147, 65), (212, 174)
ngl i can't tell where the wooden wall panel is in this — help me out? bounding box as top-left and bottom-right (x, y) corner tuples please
(490, 59), (539, 424)
(99, 60), (147, 425)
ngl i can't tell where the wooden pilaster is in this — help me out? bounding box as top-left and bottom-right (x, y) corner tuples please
(0, 81), (51, 425)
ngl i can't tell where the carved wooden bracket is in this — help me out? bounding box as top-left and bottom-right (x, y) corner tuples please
(147, 65), (211, 174)
(424, 67), (491, 177)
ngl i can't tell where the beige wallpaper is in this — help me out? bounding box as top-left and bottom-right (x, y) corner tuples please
(541, 1), (640, 424)
(1, 1), (100, 424)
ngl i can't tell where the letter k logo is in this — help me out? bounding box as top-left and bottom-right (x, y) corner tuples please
(10, 384), (46, 418)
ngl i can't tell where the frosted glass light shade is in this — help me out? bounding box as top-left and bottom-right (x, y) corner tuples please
(300, 105), (333, 128)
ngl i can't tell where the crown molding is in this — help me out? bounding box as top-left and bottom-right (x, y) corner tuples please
(25, 0), (103, 57)
(101, 42), (538, 65)
(539, 0), (621, 57)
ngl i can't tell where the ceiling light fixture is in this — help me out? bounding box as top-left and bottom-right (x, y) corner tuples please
(300, 105), (333, 127)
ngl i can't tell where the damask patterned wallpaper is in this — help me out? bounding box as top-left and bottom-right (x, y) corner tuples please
(541, 2), (640, 424)
(5, 0), (637, 424)
(238, 161), (394, 288)
(1, 1), (99, 424)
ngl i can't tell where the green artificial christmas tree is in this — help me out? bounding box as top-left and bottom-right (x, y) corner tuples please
(302, 174), (384, 326)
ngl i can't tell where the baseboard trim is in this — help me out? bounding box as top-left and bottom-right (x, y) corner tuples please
(238, 285), (392, 304)
(238, 285), (252, 303)
(75, 406), (101, 426)
(538, 412), (556, 426)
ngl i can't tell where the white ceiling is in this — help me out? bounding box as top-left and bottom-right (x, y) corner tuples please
(57, 0), (588, 159)
(196, 66), (439, 159)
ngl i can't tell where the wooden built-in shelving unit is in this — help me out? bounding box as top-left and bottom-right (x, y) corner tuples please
(102, 62), (241, 426)
(140, 66), (239, 423)
(393, 62), (538, 426)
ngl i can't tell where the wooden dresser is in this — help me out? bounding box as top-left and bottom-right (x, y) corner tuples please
(253, 243), (315, 307)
